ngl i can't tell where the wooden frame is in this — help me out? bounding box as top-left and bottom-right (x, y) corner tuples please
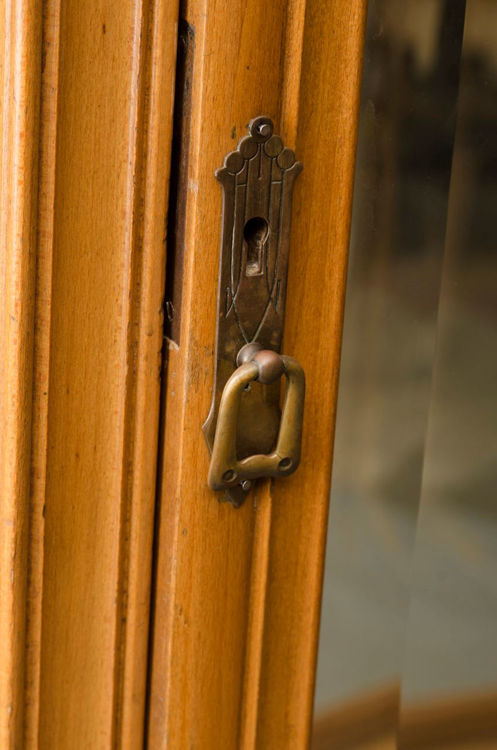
(0, 0), (42, 743)
(1, 0), (366, 745)
(1, 0), (179, 745)
(148, 1), (367, 747)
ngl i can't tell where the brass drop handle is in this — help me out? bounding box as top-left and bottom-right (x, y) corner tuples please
(208, 343), (305, 496)
(203, 116), (304, 506)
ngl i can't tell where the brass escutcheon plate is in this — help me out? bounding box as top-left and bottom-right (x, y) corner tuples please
(203, 116), (302, 505)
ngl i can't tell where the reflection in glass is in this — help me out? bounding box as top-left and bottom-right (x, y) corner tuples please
(313, 0), (497, 748)
(398, 1), (497, 746)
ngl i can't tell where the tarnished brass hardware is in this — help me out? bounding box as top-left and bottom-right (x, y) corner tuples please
(208, 345), (305, 505)
(203, 116), (303, 506)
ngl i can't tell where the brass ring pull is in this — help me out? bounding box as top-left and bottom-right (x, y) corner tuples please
(208, 343), (305, 496)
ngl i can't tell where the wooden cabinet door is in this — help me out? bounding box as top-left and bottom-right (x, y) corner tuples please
(0, 0), (366, 747)
(0, 1), (178, 746)
(147, 2), (366, 747)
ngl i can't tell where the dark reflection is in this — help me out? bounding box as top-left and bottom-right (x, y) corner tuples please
(312, 0), (497, 747)
(398, 0), (497, 746)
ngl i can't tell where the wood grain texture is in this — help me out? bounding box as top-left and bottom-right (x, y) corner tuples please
(148, 0), (366, 747)
(255, 3), (367, 745)
(14, 0), (178, 746)
(24, 0), (60, 744)
(113, 2), (179, 745)
(148, 1), (292, 745)
(0, 0), (41, 745)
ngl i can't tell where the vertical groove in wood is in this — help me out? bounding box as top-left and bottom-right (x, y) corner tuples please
(239, 486), (272, 750)
(24, 0), (61, 744)
(0, 0), (42, 745)
(31, 0), (178, 746)
(279, 0), (307, 145)
(110, 0), (153, 743)
(147, 0), (308, 747)
(112, 0), (179, 746)
(147, 5), (212, 742)
(37, 1), (144, 738)
(237, 4), (308, 745)
(149, 0), (367, 746)
(0, 0), (177, 744)
(256, 2), (368, 746)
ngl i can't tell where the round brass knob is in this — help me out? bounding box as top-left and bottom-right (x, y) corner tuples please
(252, 349), (285, 384)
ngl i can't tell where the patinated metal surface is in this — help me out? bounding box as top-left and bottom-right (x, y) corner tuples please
(203, 116), (302, 505)
(207, 345), (305, 506)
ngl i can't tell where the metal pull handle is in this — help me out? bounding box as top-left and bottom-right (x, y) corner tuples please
(203, 117), (304, 506)
(208, 343), (305, 502)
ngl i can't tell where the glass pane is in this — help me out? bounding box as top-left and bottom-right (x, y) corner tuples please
(398, 1), (497, 746)
(313, 0), (468, 746)
(314, 1), (497, 747)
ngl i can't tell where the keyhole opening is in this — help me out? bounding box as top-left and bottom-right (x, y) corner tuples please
(243, 216), (269, 277)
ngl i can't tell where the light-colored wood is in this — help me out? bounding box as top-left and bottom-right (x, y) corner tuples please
(1, 0), (366, 744)
(115, 2), (180, 743)
(254, 3), (367, 744)
(0, 0), (41, 745)
(148, 2), (291, 744)
(33, 1), (178, 746)
(24, 0), (60, 744)
(148, 1), (367, 747)
(1, 0), (178, 746)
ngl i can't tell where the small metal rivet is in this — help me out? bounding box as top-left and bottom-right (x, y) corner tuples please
(241, 480), (252, 492)
(253, 349), (285, 384)
(278, 457), (293, 472)
(257, 123), (271, 137)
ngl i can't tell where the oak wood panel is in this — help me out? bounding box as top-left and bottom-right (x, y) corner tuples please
(148, 0), (366, 747)
(0, 0), (41, 745)
(148, 1), (293, 746)
(24, 0), (60, 744)
(114, 2), (179, 745)
(23, 0), (179, 746)
(255, 3), (367, 745)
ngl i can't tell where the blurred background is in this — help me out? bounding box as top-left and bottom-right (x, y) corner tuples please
(312, 1), (497, 748)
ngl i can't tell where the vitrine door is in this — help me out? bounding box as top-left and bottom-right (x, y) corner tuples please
(0, 0), (366, 747)
(147, 1), (367, 747)
(0, 0), (178, 746)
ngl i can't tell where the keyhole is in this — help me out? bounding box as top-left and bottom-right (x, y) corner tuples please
(243, 217), (269, 276)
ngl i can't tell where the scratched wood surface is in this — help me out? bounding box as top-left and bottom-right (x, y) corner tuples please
(0, 0), (178, 746)
(147, 1), (367, 747)
(0, 0), (41, 744)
